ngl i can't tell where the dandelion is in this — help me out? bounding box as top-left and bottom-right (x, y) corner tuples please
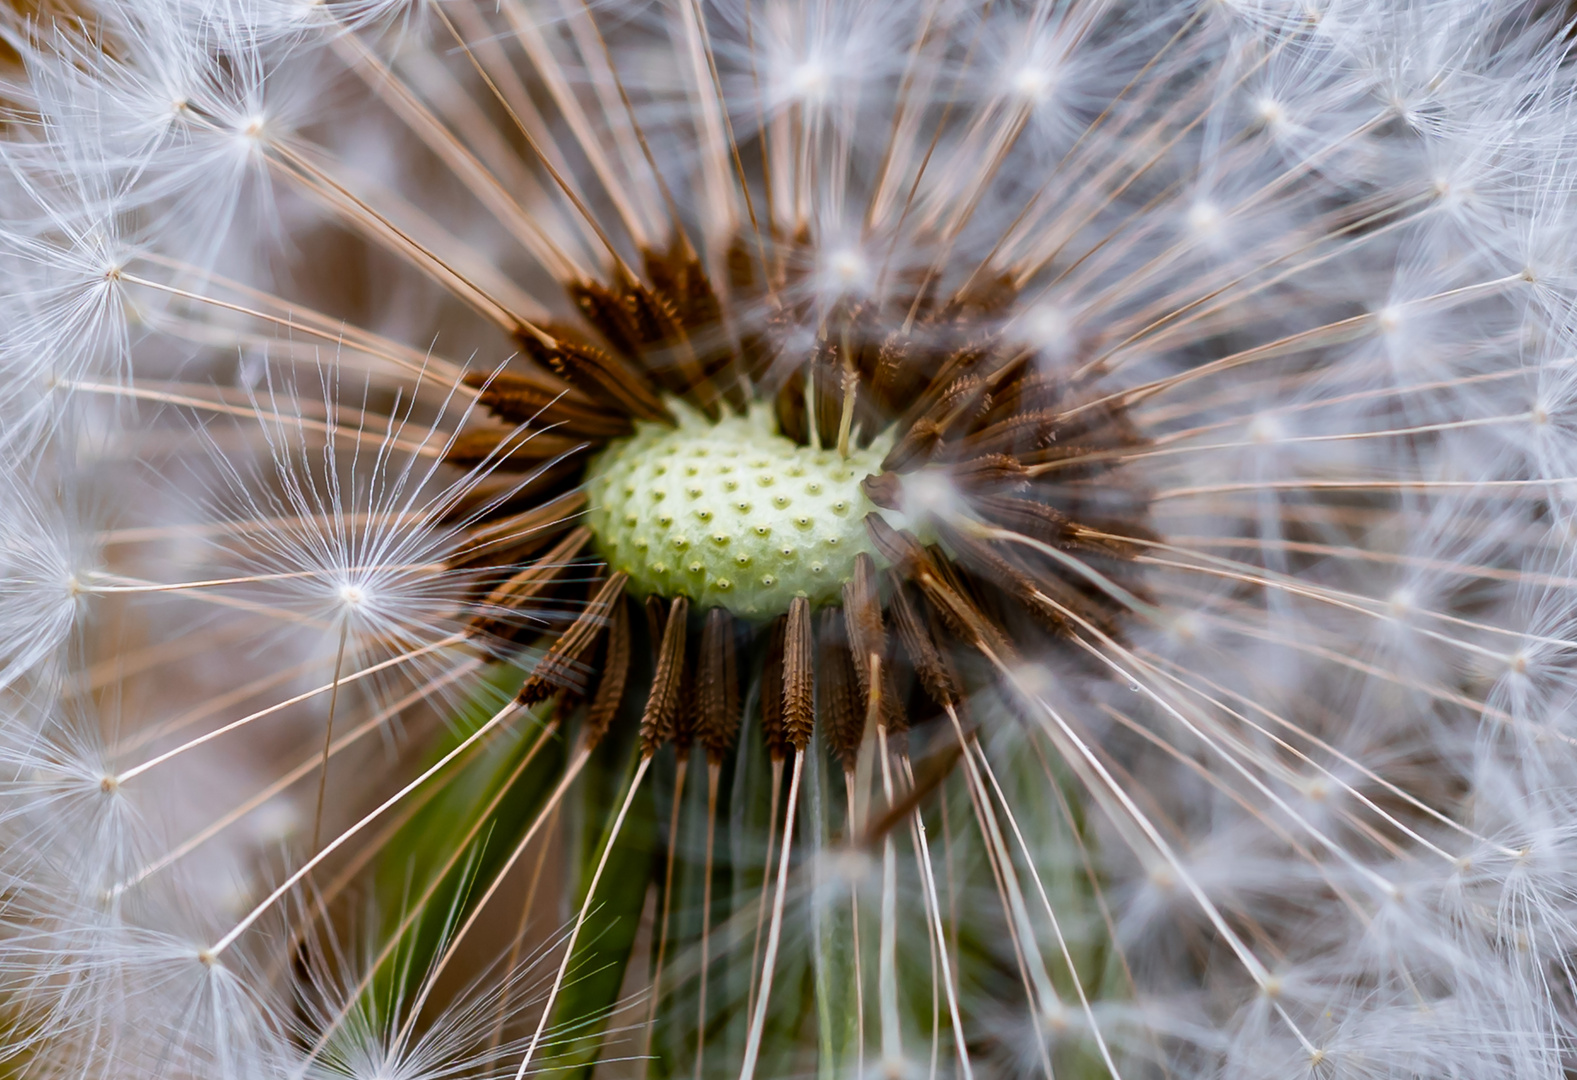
(4, 0), (1577, 1077)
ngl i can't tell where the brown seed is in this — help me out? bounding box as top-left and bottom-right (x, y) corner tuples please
(462, 370), (632, 439)
(696, 607), (741, 764)
(782, 596), (815, 752)
(880, 418), (943, 473)
(447, 490), (587, 571)
(842, 552), (884, 705)
(866, 332), (919, 417)
(936, 525), (1074, 637)
(540, 337), (672, 423)
(887, 579), (956, 708)
(914, 552), (1017, 664)
(817, 609), (862, 770)
(878, 657), (910, 738)
(963, 409), (1066, 458)
(440, 428), (585, 471)
(583, 596), (632, 746)
(671, 657), (696, 755)
(972, 494), (1074, 547)
(639, 596), (690, 757)
(621, 277), (686, 354)
(864, 515), (929, 575)
(516, 572), (629, 711)
(466, 527), (591, 642)
(570, 278), (646, 360)
(946, 454), (1030, 492)
(759, 615), (790, 762)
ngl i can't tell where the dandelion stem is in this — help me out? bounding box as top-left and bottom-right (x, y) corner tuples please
(643, 751), (689, 1066)
(516, 753), (652, 1079)
(265, 136), (536, 334)
(310, 618), (351, 856)
(487, 797), (563, 1063)
(430, 1), (641, 277)
(944, 710), (1057, 1080)
(694, 760), (722, 1079)
(971, 740), (1125, 1079)
(120, 659), (483, 892)
(744, 756), (784, 1022)
(905, 758), (973, 1080)
(65, 379), (445, 458)
(388, 739), (591, 1060)
(836, 337), (857, 459)
(208, 695), (525, 957)
(1156, 474), (1577, 500)
(995, 661), (1319, 1055)
(303, 718), (568, 1069)
(111, 652), (322, 756)
(80, 565), (446, 594)
(804, 372), (822, 452)
(844, 770), (866, 1080)
(325, 30), (582, 284)
(739, 748), (803, 1080)
(118, 634), (467, 783)
(874, 723), (901, 1073)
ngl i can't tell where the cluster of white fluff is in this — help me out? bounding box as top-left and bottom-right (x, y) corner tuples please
(4, 0), (1577, 1077)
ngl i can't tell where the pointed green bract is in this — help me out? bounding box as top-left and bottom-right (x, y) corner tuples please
(362, 665), (563, 1034)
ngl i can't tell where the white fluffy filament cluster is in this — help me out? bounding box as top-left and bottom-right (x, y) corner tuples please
(1, 1), (1576, 1078)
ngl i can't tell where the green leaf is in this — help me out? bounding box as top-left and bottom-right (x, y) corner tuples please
(541, 731), (658, 1079)
(361, 664), (565, 1035)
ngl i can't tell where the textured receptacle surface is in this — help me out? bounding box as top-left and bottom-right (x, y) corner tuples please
(585, 402), (889, 617)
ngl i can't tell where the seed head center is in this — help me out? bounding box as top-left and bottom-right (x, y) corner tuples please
(584, 401), (890, 618)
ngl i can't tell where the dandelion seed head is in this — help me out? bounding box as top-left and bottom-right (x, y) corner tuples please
(1246, 413), (1283, 444)
(1376, 303), (1405, 337)
(786, 58), (829, 103)
(1008, 62), (1058, 106)
(238, 114), (267, 142)
(10, 0), (1577, 1075)
(819, 245), (874, 297)
(888, 467), (963, 535)
(1253, 93), (1288, 128)
(1018, 301), (1079, 364)
(1185, 199), (1225, 241)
